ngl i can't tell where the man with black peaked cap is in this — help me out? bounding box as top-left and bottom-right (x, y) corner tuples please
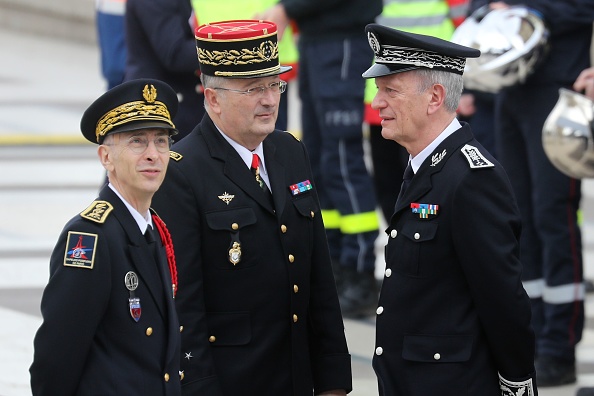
(362, 25), (538, 395)
(30, 79), (182, 396)
(151, 19), (352, 395)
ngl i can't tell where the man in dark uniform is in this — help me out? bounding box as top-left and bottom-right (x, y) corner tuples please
(151, 20), (352, 396)
(362, 25), (537, 396)
(30, 79), (182, 396)
(125, 0), (204, 139)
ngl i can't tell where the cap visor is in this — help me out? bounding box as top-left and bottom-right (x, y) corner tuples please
(362, 63), (420, 79)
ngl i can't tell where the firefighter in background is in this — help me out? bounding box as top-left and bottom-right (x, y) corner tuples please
(190, 1), (299, 131)
(258, 0), (383, 319)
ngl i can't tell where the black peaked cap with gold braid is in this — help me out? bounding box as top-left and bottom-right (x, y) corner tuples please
(362, 24), (481, 79)
(195, 19), (292, 79)
(80, 78), (179, 144)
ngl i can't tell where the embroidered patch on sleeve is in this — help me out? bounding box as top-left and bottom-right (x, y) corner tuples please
(461, 144), (494, 169)
(170, 151), (183, 161)
(63, 231), (98, 269)
(499, 373), (534, 396)
(80, 200), (113, 223)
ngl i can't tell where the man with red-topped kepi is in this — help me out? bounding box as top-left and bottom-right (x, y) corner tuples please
(30, 78), (182, 396)
(151, 20), (352, 396)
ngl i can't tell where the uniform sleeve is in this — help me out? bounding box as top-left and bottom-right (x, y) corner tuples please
(30, 222), (111, 396)
(297, 141), (353, 394)
(126, 0), (198, 74)
(152, 162), (224, 395)
(452, 167), (537, 390)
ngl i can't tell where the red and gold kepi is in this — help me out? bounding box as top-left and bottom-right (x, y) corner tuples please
(195, 19), (292, 78)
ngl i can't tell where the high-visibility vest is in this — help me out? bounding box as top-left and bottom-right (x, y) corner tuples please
(365, 0), (455, 124)
(191, 0), (299, 81)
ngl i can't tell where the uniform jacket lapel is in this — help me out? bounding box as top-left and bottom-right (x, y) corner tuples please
(263, 138), (286, 216)
(99, 187), (167, 321)
(201, 116), (275, 212)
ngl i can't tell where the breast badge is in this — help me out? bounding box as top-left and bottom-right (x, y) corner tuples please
(125, 271), (142, 322)
(218, 191), (235, 205)
(289, 180), (312, 196)
(228, 241), (242, 265)
(411, 203), (439, 219)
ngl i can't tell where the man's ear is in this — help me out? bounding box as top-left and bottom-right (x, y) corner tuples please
(98, 144), (114, 172)
(204, 88), (222, 114)
(427, 83), (446, 115)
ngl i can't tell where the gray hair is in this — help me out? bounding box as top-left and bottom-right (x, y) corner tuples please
(200, 74), (228, 90)
(413, 69), (463, 113)
(200, 74), (229, 109)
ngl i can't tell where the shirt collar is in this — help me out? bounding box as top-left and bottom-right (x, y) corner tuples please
(216, 125), (268, 177)
(108, 183), (153, 234)
(410, 118), (461, 173)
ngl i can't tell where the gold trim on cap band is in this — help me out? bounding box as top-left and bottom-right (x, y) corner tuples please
(197, 40), (279, 68)
(95, 101), (174, 142)
(215, 65), (281, 77)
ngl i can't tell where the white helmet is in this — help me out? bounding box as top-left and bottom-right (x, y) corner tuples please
(451, 5), (549, 93)
(543, 88), (594, 179)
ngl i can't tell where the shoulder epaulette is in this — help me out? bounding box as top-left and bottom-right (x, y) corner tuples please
(170, 151), (183, 161)
(287, 131), (301, 142)
(80, 200), (113, 223)
(461, 144), (494, 169)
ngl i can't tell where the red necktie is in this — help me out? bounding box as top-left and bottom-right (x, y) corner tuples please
(251, 153), (266, 190)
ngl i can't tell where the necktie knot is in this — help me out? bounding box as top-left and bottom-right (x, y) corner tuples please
(397, 162), (414, 202)
(403, 163), (414, 183)
(251, 153), (266, 190)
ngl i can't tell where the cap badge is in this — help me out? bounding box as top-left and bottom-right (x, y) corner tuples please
(368, 32), (381, 55)
(143, 84), (157, 103)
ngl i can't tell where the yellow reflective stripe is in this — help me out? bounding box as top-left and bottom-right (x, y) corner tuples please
(340, 211), (379, 234)
(321, 209), (341, 229)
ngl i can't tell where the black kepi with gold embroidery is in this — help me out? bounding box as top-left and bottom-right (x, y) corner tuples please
(362, 24), (481, 79)
(80, 78), (179, 144)
(195, 19), (292, 78)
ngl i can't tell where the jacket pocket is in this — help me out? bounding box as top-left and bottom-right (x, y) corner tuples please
(402, 334), (473, 363)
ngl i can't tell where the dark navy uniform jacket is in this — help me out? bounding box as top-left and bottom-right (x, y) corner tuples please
(125, 0), (204, 138)
(152, 114), (352, 396)
(374, 123), (537, 396)
(30, 186), (181, 396)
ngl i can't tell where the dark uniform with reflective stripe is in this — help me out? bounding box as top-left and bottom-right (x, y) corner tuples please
(492, 0), (594, 370)
(30, 186), (181, 396)
(375, 124), (536, 395)
(152, 114), (352, 395)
